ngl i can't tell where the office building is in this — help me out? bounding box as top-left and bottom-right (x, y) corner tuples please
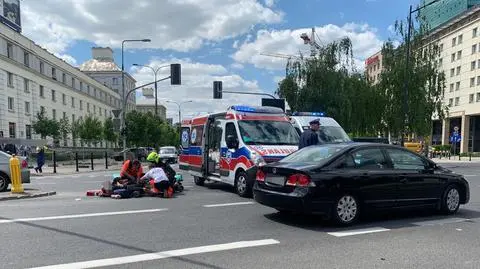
(365, 51), (383, 84)
(136, 99), (167, 121)
(421, 0), (480, 31)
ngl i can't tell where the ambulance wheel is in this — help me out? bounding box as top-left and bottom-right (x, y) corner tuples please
(235, 171), (251, 198)
(194, 176), (205, 186)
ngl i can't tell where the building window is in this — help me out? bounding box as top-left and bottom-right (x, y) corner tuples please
(99, 109), (102, 116)
(7, 43), (13, 58)
(71, 97), (75, 108)
(438, 58), (443, 66)
(451, 53), (455, 62)
(456, 66), (461, 75)
(94, 88), (97, 97)
(8, 97), (14, 111)
(457, 50), (462, 59)
(450, 83), (454, 92)
(23, 78), (29, 92)
(439, 43), (444, 52)
(40, 106), (45, 113)
(473, 28), (478, 37)
(7, 72), (13, 87)
(450, 68), (455, 77)
(80, 100), (83, 110)
(71, 78), (75, 88)
(51, 90), (56, 102)
(455, 97), (460, 106)
(113, 78), (118, 85)
(93, 105), (96, 114)
(52, 68), (57, 80)
(62, 73), (66, 84)
(9, 122), (16, 138)
(63, 111), (67, 120)
(456, 81), (460, 91)
(469, 94), (474, 103)
(26, 125), (32, 139)
(25, 101), (30, 114)
(80, 81), (83, 91)
(24, 52), (29, 66)
(458, 34), (463, 44)
(471, 77), (475, 87)
(473, 44), (477, 54)
(62, 93), (66, 105)
(87, 103), (90, 112)
(452, 37), (456, 47)
(40, 62), (44, 74)
(477, 93), (480, 102)
(472, 61), (476, 70)
(39, 85), (44, 97)
(448, 98), (453, 106)
(72, 114), (76, 123)
(52, 109), (56, 120)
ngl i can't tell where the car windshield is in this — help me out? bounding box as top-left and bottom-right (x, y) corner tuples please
(238, 120), (299, 145)
(318, 126), (351, 143)
(160, 148), (175, 154)
(279, 144), (348, 163)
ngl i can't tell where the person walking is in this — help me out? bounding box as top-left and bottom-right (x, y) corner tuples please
(298, 119), (320, 149)
(34, 146), (45, 174)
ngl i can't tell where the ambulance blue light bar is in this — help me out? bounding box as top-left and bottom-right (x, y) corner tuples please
(292, 112), (326, 116)
(230, 105), (284, 114)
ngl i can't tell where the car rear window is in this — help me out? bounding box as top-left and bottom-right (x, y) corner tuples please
(279, 145), (347, 163)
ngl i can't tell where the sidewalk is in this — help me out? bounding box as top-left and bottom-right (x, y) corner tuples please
(30, 163), (123, 176)
(0, 188), (56, 201)
(431, 156), (480, 163)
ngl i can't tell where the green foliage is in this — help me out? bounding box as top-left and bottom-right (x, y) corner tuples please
(125, 111), (179, 147)
(78, 115), (103, 145)
(102, 117), (117, 146)
(32, 107), (60, 139)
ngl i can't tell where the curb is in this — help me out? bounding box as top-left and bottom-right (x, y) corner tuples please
(0, 191), (57, 201)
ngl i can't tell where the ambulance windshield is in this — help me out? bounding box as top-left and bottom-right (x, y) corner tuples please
(237, 120), (299, 145)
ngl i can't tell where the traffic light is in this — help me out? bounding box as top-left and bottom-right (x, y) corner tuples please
(213, 81), (222, 99)
(170, 64), (181, 85)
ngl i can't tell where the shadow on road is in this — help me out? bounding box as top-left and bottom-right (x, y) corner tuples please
(0, 215), (227, 269)
(263, 207), (480, 233)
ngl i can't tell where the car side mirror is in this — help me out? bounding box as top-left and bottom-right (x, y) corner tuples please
(226, 135), (238, 149)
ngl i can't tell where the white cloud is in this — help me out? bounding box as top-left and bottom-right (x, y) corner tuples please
(132, 58), (267, 122)
(273, 75), (284, 84)
(56, 54), (77, 66)
(264, 0), (276, 7)
(387, 24), (396, 34)
(21, 0), (284, 55)
(231, 23), (384, 70)
(230, 62), (245, 69)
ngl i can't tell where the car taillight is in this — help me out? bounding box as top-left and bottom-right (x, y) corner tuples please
(21, 160), (28, 169)
(286, 174), (314, 187)
(256, 169), (265, 182)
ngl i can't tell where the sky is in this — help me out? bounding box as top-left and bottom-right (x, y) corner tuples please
(20, 0), (420, 122)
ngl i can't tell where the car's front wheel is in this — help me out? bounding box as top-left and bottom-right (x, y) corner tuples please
(332, 194), (360, 226)
(0, 174), (9, 192)
(441, 184), (461, 214)
(235, 171), (251, 198)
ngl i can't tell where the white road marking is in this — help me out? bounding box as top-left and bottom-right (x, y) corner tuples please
(0, 208), (167, 224)
(203, 202), (255, 208)
(411, 218), (470, 226)
(327, 227), (390, 237)
(30, 182), (57, 185)
(27, 239), (280, 269)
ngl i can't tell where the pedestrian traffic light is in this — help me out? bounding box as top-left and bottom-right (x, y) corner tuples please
(213, 81), (222, 99)
(170, 64), (181, 85)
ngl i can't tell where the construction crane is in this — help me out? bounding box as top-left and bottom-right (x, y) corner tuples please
(300, 27), (322, 57)
(259, 52), (301, 60)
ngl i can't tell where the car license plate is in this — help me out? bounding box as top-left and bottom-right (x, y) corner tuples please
(266, 176), (285, 186)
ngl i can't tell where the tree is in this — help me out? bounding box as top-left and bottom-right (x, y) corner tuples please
(78, 115), (103, 146)
(379, 17), (447, 138)
(32, 107), (60, 139)
(71, 119), (82, 147)
(58, 118), (71, 146)
(124, 111), (179, 147)
(102, 117), (117, 148)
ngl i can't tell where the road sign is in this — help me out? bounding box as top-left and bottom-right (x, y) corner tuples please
(112, 109), (122, 118)
(450, 131), (461, 143)
(113, 118), (121, 132)
(454, 126), (459, 132)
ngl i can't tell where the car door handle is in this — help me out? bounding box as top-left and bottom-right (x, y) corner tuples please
(399, 178), (408, 184)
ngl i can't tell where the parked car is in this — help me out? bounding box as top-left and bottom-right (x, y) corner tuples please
(158, 146), (178, 164)
(112, 148), (148, 162)
(253, 143), (470, 226)
(0, 151), (30, 192)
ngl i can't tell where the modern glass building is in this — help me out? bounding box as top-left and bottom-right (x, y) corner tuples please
(421, 0), (480, 30)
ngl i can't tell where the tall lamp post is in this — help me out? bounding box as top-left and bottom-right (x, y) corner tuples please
(166, 100), (193, 131)
(402, 0), (442, 146)
(121, 39), (151, 161)
(132, 64), (170, 116)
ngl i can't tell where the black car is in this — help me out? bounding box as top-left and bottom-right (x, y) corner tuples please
(253, 143), (469, 226)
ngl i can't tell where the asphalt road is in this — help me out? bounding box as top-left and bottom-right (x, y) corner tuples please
(0, 163), (479, 269)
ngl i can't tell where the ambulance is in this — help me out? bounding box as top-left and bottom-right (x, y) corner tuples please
(288, 112), (351, 143)
(179, 105), (299, 197)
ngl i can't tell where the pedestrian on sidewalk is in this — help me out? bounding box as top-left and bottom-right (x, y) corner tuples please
(34, 146), (45, 174)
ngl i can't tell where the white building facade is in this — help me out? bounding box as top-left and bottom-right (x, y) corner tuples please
(429, 7), (480, 153)
(0, 23), (125, 145)
(135, 99), (167, 121)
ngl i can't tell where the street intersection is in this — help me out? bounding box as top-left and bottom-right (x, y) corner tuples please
(1, 163), (479, 268)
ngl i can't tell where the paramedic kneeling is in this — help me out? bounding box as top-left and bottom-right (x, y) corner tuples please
(120, 159), (143, 185)
(140, 165), (171, 194)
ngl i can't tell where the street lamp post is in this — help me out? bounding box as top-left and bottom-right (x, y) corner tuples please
(132, 64), (170, 117)
(402, 0), (442, 146)
(166, 100), (193, 130)
(121, 39), (151, 161)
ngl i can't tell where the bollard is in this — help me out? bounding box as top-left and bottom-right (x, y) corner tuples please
(459, 154), (461, 161)
(448, 152), (451, 160)
(75, 152), (79, 172)
(53, 151), (57, 174)
(9, 155), (24, 193)
(469, 152), (472, 162)
(91, 153), (94, 171)
(105, 151), (108, 169)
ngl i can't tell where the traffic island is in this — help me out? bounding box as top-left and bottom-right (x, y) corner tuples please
(0, 189), (57, 201)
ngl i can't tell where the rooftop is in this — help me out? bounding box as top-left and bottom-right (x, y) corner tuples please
(79, 59), (121, 72)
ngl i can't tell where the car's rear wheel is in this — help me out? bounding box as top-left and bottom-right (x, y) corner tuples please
(235, 171), (251, 198)
(441, 184), (461, 214)
(332, 194), (360, 226)
(0, 174), (9, 192)
(194, 176), (205, 186)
